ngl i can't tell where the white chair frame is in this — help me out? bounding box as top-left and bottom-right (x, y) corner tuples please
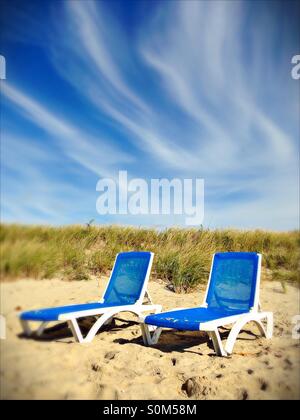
(140, 253), (273, 356)
(21, 252), (162, 343)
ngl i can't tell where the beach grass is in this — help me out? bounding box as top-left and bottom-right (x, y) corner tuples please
(0, 224), (299, 291)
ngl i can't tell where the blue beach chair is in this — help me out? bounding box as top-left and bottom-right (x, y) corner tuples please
(140, 252), (273, 356)
(20, 252), (161, 343)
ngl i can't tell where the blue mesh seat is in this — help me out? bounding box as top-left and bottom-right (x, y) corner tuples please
(206, 252), (258, 312)
(103, 252), (152, 306)
(20, 302), (121, 322)
(20, 252), (161, 343)
(144, 307), (247, 331)
(141, 252), (273, 356)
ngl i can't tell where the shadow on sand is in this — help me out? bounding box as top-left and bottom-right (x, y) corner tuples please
(113, 325), (261, 357)
(18, 315), (261, 356)
(17, 316), (139, 343)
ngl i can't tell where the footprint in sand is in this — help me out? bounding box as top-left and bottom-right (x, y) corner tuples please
(153, 367), (161, 376)
(283, 358), (293, 371)
(238, 389), (249, 400)
(98, 383), (118, 399)
(182, 376), (215, 399)
(171, 358), (177, 366)
(259, 378), (269, 391)
(284, 357), (293, 367)
(91, 361), (102, 372)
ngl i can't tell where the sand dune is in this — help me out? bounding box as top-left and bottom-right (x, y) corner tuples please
(0, 277), (299, 400)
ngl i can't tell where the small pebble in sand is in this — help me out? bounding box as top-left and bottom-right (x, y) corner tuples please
(105, 351), (118, 360)
(247, 369), (254, 375)
(182, 378), (195, 397)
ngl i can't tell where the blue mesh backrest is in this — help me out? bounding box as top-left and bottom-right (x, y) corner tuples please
(103, 252), (152, 305)
(206, 253), (259, 313)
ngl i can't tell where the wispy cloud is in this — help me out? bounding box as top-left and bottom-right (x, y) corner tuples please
(1, 134), (78, 223)
(48, 0), (205, 170)
(2, 82), (133, 177)
(1, 0), (298, 228)
(140, 0), (297, 171)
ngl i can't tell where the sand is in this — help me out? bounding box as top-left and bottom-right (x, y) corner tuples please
(0, 276), (299, 400)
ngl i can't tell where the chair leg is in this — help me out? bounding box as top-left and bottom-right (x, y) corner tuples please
(103, 317), (113, 326)
(72, 306), (162, 344)
(83, 311), (116, 343)
(254, 312), (273, 339)
(140, 323), (162, 346)
(20, 319), (32, 336)
(225, 312), (273, 355)
(140, 323), (149, 345)
(265, 312), (273, 339)
(36, 322), (48, 337)
(207, 329), (227, 357)
(68, 319), (84, 343)
(20, 320), (50, 338)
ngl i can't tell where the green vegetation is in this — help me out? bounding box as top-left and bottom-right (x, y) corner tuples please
(1, 224), (299, 291)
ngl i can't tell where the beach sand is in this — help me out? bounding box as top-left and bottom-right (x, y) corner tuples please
(0, 277), (299, 400)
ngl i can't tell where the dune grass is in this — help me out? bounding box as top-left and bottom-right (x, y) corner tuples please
(0, 224), (299, 291)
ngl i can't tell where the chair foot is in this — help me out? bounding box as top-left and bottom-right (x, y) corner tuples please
(140, 323), (162, 346)
(68, 319), (84, 343)
(225, 312), (273, 355)
(265, 312), (273, 339)
(207, 329), (228, 357)
(20, 319), (32, 336)
(36, 322), (48, 337)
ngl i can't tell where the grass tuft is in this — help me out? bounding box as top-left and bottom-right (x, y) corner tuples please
(0, 224), (299, 290)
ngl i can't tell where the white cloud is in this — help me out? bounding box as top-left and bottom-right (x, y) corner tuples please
(48, 0), (203, 170)
(2, 82), (133, 178)
(1, 0), (298, 229)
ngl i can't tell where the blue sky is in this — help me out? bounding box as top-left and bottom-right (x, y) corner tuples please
(0, 0), (299, 230)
